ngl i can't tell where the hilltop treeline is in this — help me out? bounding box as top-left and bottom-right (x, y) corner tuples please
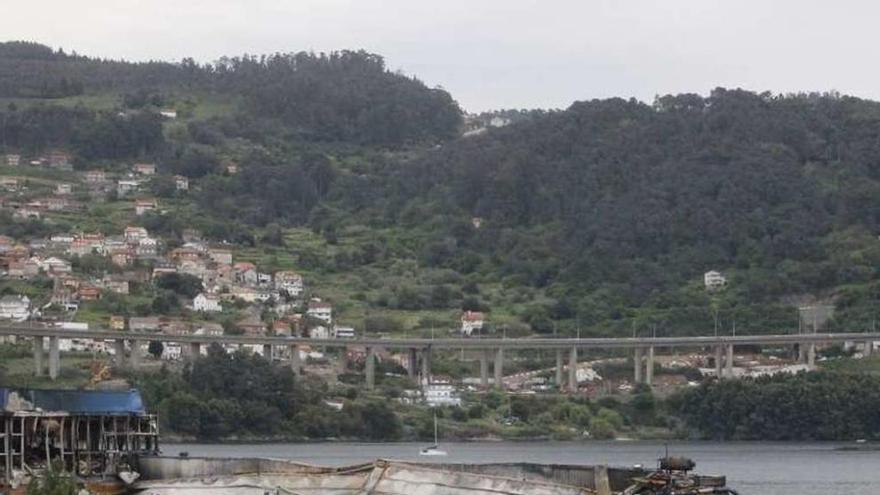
(0, 42), (461, 146)
(0, 105), (165, 158)
(381, 89), (880, 329)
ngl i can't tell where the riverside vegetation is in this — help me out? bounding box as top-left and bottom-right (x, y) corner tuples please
(4, 41), (880, 441)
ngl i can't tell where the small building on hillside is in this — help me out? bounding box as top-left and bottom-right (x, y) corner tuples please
(237, 316), (267, 336)
(704, 270), (728, 291)
(174, 175), (189, 191)
(110, 315), (126, 331)
(274, 270), (304, 296)
(55, 183), (72, 195)
(334, 325), (356, 339)
(84, 170), (107, 183)
(460, 311), (485, 336)
(117, 179), (140, 196)
(135, 199), (157, 216)
(193, 293), (222, 313)
(307, 300), (332, 323)
(5, 154), (20, 166)
(208, 248), (233, 265)
(132, 163), (157, 176)
(0, 295), (31, 321)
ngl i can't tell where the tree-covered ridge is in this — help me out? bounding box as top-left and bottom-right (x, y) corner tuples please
(394, 90), (880, 310)
(0, 42), (462, 146)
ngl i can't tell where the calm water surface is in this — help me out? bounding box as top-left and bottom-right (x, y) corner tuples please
(163, 441), (880, 494)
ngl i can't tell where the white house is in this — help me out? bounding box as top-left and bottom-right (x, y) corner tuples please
(460, 311), (485, 336)
(0, 295), (31, 321)
(117, 179), (140, 196)
(424, 384), (462, 407)
(307, 300), (332, 323)
(334, 326), (356, 339)
(704, 270), (728, 291)
(174, 175), (189, 191)
(309, 325), (331, 339)
(274, 271), (304, 296)
(193, 293), (222, 312)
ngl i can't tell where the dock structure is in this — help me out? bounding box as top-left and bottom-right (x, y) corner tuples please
(2, 324), (879, 390)
(0, 388), (159, 486)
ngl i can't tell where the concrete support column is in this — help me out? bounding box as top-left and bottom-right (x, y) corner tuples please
(725, 344), (734, 378)
(189, 342), (201, 360)
(798, 343), (806, 363)
(113, 339), (125, 367)
(365, 346), (375, 390)
(263, 344), (273, 360)
(555, 349), (564, 387)
(289, 344), (301, 375)
(408, 348), (418, 379)
(33, 336), (44, 376)
(714, 345), (723, 379)
(480, 349), (489, 388)
(634, 347), (644, 384)
(130, 339), (142, 369)
(494, 348), (504, 389)
(421, 348), (431, 384)
(807, 343), (816, 366)
(568, 347), (578, 393)
(865, 340), (874, 357)
(48, 336), (60, 380)
(645, 346), (655, 386)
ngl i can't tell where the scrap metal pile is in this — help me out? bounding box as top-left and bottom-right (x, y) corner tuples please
(622, 457), (739, 495)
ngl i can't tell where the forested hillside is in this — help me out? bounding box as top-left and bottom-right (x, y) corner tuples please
(4, 42), (880, 338)
(0, 41), (461, 146)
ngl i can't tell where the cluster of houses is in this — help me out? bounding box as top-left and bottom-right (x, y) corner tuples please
(0, 157), (194, 220)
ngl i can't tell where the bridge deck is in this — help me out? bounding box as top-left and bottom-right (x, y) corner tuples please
(1, 325), (878, 350)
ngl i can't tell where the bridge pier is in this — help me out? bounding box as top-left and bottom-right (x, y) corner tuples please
(634, 347), (643, 384)
(130, 339), (142, 369)
(725, 344), (734, 378)
(289, 344), (302, 375)
(48, 336), (60, 380)
(33, 336), (44, 376)
(645, 346), (655, 386)
(807, 343), (816, 366)
(263, 344), (273, 360)
(480, 349), (489, 387)
(408, 348), (418, 379)
(866, 340), (874, 357)
(494, 348), (504, 389)
(555, 349), (564, 387)
(113, 339), (125, 367)
(365, 346), (375, 390)
(421, 348), (431, 383)
(189, 342), (201, 360)
(568, 347), (578, 393)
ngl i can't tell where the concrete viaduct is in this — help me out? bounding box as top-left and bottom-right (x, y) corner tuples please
(1, 325), (877, 391)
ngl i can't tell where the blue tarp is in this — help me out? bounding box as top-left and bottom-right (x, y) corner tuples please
(0, 388), (146, 415)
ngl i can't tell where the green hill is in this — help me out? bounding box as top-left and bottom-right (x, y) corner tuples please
(3, 42), (880, 338)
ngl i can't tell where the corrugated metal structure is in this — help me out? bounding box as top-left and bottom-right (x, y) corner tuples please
(0, 388), (158, 489)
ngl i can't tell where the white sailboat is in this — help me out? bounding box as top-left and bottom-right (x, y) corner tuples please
(419, 412), (447, 456)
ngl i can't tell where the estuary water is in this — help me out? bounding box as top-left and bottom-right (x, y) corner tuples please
(163, 441), (880, 494)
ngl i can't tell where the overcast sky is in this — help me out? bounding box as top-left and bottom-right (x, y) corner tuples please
(2, 1), (876, 112)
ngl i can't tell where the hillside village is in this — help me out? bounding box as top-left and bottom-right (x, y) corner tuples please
(0, 153), (362, 355)
(0, 151), (494, 368)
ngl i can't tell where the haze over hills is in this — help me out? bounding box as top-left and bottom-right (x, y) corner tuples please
(3, 41), (880, 339)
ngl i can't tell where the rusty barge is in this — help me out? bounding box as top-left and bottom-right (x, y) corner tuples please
(1, 388), (738, 494)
